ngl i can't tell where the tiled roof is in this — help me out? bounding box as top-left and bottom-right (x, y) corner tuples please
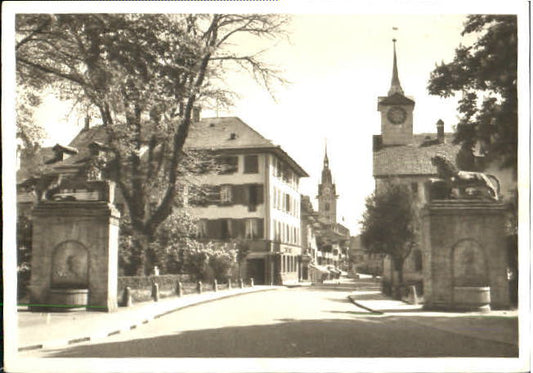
(373, 136), (460, 177)
(378, 93), (415, 105)
(186, 117), (308, 177)
(48, 126), (109, 171)
(414, 133), (455, 144)
(19, 116), (308, 180)
(185, 117), (273, 149)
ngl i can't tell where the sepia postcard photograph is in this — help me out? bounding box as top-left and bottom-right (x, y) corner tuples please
(2, 1), (530, 372)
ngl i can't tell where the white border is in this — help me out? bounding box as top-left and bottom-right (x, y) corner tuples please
(3, 1), (530, 372)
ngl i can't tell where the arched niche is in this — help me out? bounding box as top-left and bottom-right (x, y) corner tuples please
(51, 240), (89, 288)
(452, 239), (489, 287)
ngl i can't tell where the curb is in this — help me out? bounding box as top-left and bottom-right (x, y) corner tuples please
(19, 286), (282, 353)
(347, 295), (384, 315)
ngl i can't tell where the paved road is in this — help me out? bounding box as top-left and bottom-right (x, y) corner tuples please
(36, 284), (517, 358)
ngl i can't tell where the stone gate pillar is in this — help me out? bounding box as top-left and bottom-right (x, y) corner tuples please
(28, 182), (120, 312)
(422, 200), (510, 311)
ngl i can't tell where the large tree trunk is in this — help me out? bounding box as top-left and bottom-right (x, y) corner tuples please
(131, 231), (155, 276)
(392, 256), (405, 300)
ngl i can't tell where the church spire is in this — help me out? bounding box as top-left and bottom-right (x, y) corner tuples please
(324, 140), (329, 168)
(321, 140), (332, 184)
(388, 38), (404, 96)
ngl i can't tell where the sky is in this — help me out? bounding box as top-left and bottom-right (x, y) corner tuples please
(31, 13), (474, 235)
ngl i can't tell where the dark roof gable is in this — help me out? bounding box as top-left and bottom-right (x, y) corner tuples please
(378, 93), (415, 106)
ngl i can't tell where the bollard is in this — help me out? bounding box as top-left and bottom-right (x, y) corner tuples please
(151, 282), (160, 302)
(239, 278), (244, 289)
(176, 281), (183, 297)
(123, 286), (133, 307)
(250, 278), (254, 287)
(227, 278), (232, 290)
(213, 279), (218, 292)
(408, 285), (419, 305)
(197, 281), (203, 294)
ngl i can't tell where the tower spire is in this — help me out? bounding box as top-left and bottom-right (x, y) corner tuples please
(388, 38), (404, 96)
(324, 140), (329, 168)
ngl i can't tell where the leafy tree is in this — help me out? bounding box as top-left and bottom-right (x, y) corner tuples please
(208, 248), (236, 282)
(16, 86), (46, 150)
(428, 15), (517, 175)
(16, 14), (287, 274)
(17, 215), (33, 298)
(360, 184), (418, 298)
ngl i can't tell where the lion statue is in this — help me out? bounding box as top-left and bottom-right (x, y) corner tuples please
(430, 155), (500, 201)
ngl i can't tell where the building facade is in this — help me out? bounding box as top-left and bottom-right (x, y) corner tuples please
(184, 116), (308, 285)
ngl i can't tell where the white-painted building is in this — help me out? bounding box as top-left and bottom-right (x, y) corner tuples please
(185, 116), (308, 285)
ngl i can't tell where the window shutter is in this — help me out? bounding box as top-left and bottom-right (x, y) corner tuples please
(257, 184), (264, 204)
(235, 219), (245, 239)
(232, 185), (244, 205)
(207, 220), (220, 239)
(257, 218), (264, 239)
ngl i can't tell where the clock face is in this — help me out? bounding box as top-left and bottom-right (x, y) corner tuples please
(387, 106), (407, 124)
(323, 186), (331, 195)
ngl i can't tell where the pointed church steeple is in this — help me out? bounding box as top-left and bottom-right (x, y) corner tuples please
(323, 141), (329, 168)
(318, 140), (337, 224)
(321, 141), (332, 184)
(388, 39), (404, 96)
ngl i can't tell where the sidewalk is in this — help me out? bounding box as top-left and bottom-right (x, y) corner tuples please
(348, 290), (519, 346)
(348, 290), (423, 313)
(348, 290), (518, 317)
(18, 285), (282, 352)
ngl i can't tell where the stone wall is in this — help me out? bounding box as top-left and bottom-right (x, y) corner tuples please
(422, 200), (510, 310)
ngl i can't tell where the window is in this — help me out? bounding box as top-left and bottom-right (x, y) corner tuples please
(245, 219), (258, 239)
(244, 155), (259, 173)
(282, 165), (290, 183)
(197, 220), (208, 238)
(285, 194), (290, 213)
(325, 202), (330, 211)
(248, 184), (260, 211)
(411, 182), (418, 195)
(218, 156), (238, 174)
(220, 185), (232, 203)
(221, 219), (232, 239)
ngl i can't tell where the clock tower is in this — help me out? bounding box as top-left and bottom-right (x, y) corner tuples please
(317, 144), (337, 224)
(377, 39), (415, 146)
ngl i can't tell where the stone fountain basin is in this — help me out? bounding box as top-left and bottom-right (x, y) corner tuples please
(453, 286), (491, 312)
(48, 288), (89, 312)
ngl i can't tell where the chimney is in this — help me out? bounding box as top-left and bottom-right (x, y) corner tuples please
(84, 116), (90, 130)
(192, 107), (201, 123)
(436, 119), (444, 143)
